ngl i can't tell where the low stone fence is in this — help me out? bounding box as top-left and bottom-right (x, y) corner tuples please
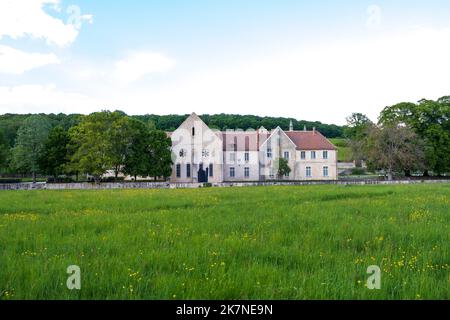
(0, 179), (449, 191)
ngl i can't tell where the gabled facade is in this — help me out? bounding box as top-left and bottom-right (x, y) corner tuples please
(170, 113), (338, 183)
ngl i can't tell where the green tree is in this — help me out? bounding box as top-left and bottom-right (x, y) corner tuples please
(0, 130), (9, 173)
(365, 125), (425, 180)
(275, 158), (291, 179)
(379, 97), (450, 175)
(37, 126), (70, 179)
(11, 115), (51, 182)
(344, 113), (373, 139)
(123, 119), (152, 180)
(344, 113), (374, 164)
(68, 111), (124, 182)
(109, 116), (135, 179)
(147, 130), (173, 180)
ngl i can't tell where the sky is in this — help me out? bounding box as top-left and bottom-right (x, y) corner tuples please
(0, 1), (449, 125)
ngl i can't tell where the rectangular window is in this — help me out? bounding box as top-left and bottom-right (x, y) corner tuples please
(176, 164), (181, 178)
(244, 167), (250, 178)
(311, 151), (316, 160)
(209, 164), (213, 177)
(230, 153), (236, 162)
(284, 151), (290, 160)
(269, 167), (274, 179)
(267, 148), (272, 158)
(306, 166), (312, 178)
(186, 164), (191, 178)
(323, 151), (328, 160)
(301, 151), (306, 160)
(245, 152), (250, 162)
(323, 166), (329, 177)
(230, 167), (235, 178)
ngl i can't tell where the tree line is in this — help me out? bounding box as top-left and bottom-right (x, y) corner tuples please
(133, 114), (344, 138)
(0, 112), (344, 149)
(345, 96), (449, 180)
(0, 111), (173, 183)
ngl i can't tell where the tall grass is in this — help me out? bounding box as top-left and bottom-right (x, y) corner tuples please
(0, 184), (448, 300)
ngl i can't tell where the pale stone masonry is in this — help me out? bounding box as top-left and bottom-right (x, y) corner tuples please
(169, 113), (338, 183)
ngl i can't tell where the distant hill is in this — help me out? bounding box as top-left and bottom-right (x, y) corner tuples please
(0, 112), (344, 147)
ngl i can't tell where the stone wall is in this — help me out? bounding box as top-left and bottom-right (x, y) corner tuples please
(0, 179), (449, 191)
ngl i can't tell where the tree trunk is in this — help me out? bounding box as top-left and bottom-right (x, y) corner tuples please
(404, 169), (411, 177)
(387, 171), (393, 181)
(423, 170), (429, 177)
(32, 171), (36, 184)
(134, 175), (137, 181)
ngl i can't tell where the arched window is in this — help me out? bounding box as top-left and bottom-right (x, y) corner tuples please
(209, 164), (214, 177)
(176, 164), (181, 178)
(192, 127), (195, 136)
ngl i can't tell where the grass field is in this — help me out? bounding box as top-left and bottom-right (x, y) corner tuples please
(330, 138), (352, 162)
(0, 184), (449, 300)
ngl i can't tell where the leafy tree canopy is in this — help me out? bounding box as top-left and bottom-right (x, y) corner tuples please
(379, 96), (450, 175)
(11, 115), (52, 181)
(37, 126), (70, 178)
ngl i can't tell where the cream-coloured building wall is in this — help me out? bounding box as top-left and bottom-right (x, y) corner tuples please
(259, 128), (297, 180)
(170, 114), (223, 183)
(223, 151), (259, 181)
(169, 114), (338, 183)
(295, 150), (338, 180)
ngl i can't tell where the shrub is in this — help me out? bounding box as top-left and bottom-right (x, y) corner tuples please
(101, 177), (125, 183)
(0, 178), (22, 184)
(351, 167), (366, 175)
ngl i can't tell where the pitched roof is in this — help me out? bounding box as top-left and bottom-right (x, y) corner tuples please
(285, 131), (337, 150)
(168, 113), (337, 151)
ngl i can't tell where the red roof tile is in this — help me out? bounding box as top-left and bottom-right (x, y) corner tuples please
(285, 131), (337, 150)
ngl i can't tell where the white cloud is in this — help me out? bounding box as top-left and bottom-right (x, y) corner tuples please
(116, 26), (450, 124)
(0, 84), (100, 114)
(0, 0), (90, 47)
(0, 45), (60, 74)
(114, 52), (176, 84)
(1, 27), (449, 126)
(66, 5), (93, 30)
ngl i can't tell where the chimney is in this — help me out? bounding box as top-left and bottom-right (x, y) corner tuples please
(289, 120), (293, 132)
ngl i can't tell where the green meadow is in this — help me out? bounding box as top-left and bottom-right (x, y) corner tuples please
(0, 184), (449, 300)
(329, 138), (352, 162)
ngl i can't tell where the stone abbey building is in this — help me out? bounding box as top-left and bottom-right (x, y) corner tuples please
(169, 113), (338, 183)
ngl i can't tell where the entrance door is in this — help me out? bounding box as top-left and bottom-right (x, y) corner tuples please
(198, 164), (208, 183)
